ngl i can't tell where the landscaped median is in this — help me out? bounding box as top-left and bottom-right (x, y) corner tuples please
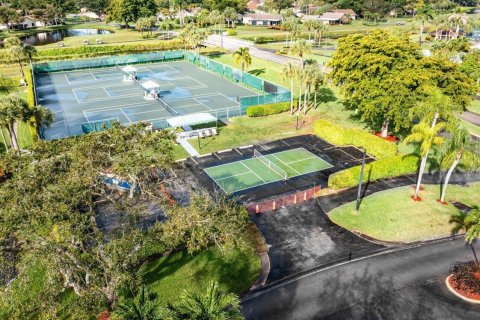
(328, 183), (480, 243)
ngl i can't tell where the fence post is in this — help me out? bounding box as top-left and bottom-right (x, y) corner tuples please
(294, 194), (297, 204)
(272, 199), (276, 211)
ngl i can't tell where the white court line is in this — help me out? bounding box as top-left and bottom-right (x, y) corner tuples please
(269, 153), (301, 176)
(83, 101), (158, 114)
(203, 169), (228, 194)
(72, 90), (81, 104)
(215, 171), (253, 182)
(164, 92), (223, 103)
(73, 82), (132, 91)
(216, 91), (241, 104)
(193, 98), (213, 110)
(283, 156), (318, 165)
(168, 102), (204, 110)
(120, 109), (132, 123)
(240, 161), (266, 183)
(103, 87), (111, 97)
(76, 92), (142, 104)
(82, 110), (91, 123)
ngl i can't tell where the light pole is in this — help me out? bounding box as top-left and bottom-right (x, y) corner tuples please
(355, 147), (367, 214)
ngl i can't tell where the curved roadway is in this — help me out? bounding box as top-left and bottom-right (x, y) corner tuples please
(242, 238), (480, 320)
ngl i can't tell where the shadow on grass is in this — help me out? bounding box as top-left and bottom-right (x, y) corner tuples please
(317, 87), (337, 103)
(204, 51), (226, 59)
(249, 68), (266, 76)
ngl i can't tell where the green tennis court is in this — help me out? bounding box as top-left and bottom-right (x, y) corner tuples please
(204, 148), (332, 193)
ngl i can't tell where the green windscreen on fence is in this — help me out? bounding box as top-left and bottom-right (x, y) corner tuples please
(33, 50), (185, 73)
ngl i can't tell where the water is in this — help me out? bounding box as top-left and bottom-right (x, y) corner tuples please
(21, 28), (113, 45)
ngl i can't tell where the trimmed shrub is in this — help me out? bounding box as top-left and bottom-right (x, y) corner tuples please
(328, 154), (419, 190)
(227, 29), (237, 36)
(313, 119), (397, 160)
(246, 101), (293, 117)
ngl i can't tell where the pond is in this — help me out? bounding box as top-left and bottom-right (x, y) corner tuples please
(21, 28), (113, 45)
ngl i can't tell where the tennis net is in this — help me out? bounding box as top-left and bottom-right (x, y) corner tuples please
(253, 149), (287, 180)
(154, 97), (179, 116)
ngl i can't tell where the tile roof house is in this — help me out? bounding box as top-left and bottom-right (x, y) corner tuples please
(242, 13), (282, 26)
(319, 12), (351, 25)
(332, 9), (357, 19)
(247, 0), (261, 12)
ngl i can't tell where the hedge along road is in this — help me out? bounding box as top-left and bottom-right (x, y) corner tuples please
(241, 237), (480, 320)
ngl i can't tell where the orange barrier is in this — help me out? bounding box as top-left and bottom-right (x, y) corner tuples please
(247, 186), (321, 214)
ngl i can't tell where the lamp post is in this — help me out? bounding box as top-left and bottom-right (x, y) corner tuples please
(355, 147), (367, 214)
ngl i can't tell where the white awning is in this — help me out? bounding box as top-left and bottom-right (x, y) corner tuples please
(122, 65), (137, 73)
(142, 80), (160, 90)
(167, 113), (217, 127)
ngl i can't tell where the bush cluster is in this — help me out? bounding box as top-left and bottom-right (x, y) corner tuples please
(0, 40), (183, 63)
(328, 154), (419, 189)
(246, 101), (293, 117)
(313, 119), (397, 160)
(244, 29), (369, 44)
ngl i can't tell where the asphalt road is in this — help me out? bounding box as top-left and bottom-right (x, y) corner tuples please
(241, 238), (480, 320)
(461, 111), (480, 126)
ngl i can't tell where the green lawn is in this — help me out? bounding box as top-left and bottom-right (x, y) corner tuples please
(467, 99), (480, 115)
(172, 144), (190, 160)
(329, 183), (480, 243)
(140, 226), (262, 305)
(461, 119), (480, 137)
(190, 91), (364, 155)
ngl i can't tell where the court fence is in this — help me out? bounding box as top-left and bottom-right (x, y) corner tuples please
(32, 50), (292, 135)
(246, 185), (321, 215)
(32, 50), (185, 73)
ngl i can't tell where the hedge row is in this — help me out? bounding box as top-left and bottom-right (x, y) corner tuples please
(242, 29), (369, 44)
(313, 119), (397, 160)
(0, 40), (183, 63)
(328, 154), (420, 190)
(246, 101), (293, 117)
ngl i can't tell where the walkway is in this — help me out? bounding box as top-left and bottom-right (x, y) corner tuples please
(176, 138), (199, 157)
(241, 238), (480, 320)
(461, 111), (480, 126)
(205, 35), (300, 65)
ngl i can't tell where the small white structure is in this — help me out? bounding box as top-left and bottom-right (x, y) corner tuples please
(141, 80), (161, 100)
(167, 113), (217, 128)
(121, 66), (137, 82)
(318, 12), (350, 25)
(7, 16), (46, 29)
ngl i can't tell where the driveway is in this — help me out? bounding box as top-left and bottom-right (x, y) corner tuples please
(242, 238), (480, 320)
(251, 199), (384, 282)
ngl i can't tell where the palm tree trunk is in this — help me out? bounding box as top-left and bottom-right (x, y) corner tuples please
(0, 127), (8, 150)
(8, 124), (18, 151)
(298, 85), (302, 113)
(440, 154), (461, 203)
(17, 57), (25, 78)
(290, 79), (294, 115)
(415, 153), (429, 199)
(314, 89), (317, 109)
(381, 119), (389, 138)
(419, 22), (424, 44)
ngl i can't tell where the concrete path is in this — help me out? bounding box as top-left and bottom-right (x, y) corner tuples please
(461, 111), (480, 126)
(241, 238), (480, 320)
(176, 138), (199, 156)
(205, 35), (300, 65)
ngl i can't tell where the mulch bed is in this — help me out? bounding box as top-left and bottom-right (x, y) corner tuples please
(448, 274), (480, 301)
(374, 132), (398, 143)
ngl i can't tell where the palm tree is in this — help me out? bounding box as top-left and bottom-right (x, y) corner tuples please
(116, 285), (167, 320)
(415, 4), (435, 44)
(29, 105), (54, 139)
(0, 95), (31, 151)
(4, 37), (26, 78)
(450, 208), (480, 264)
(303, 19), (316, 41)
(175, 282), (243, 320)
(295, 67), (306, 114)
(439, 124), (479, 204)
(448, 11), (469, 39)
(313, 22), (328, 47)
(311, 68), (325, 109)
(22, 44), (37, 65)
(291, 39), (311, 68)
(233, 47), (252, 72)
(191, 29), (207, 56)
(281, 63), (297, 115)
(302, 62), (317, 114)
(223, 7), (237, 29)
(405, 120), (445, 200)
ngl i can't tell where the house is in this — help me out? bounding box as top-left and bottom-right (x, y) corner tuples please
(7, 16), (46, 29)
(242, 13), (282, 26)
(318, 12), (350, 25)
(332, 9), (357, 20)
(300, 15), (320, 21)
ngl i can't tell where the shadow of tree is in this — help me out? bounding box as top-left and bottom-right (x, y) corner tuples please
(317, 87), (337, 104)
(249, 68), (266, 76)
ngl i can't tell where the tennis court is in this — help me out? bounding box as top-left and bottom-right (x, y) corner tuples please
(204, 148), (333, 193)
(35, 60), (257, 140)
